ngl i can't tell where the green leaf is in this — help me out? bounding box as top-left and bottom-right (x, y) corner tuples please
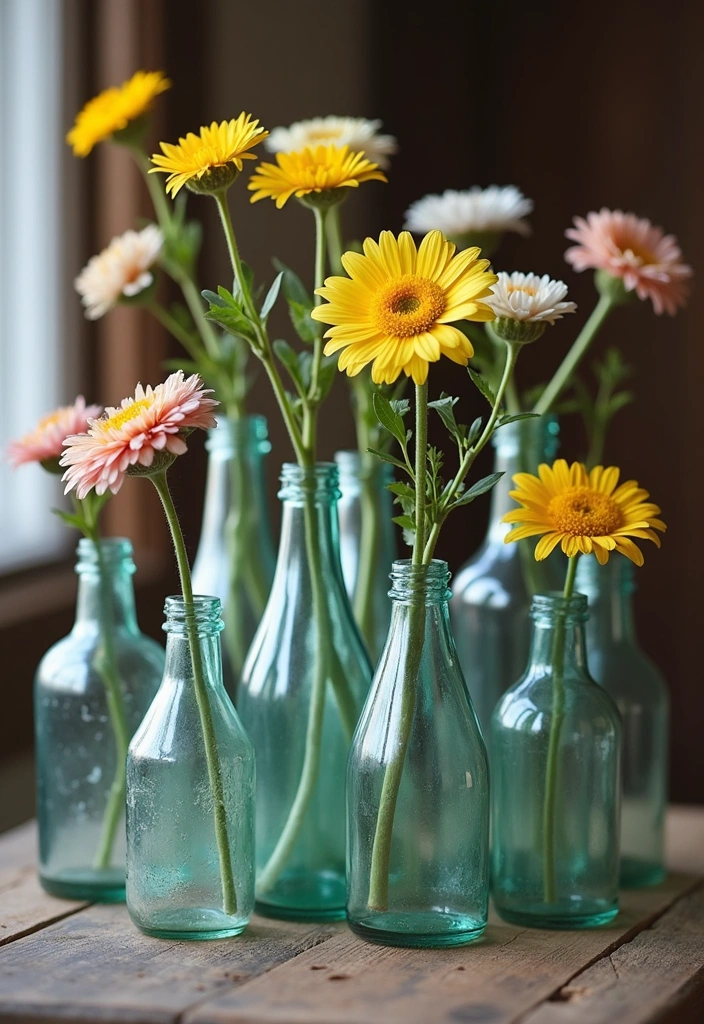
(202, 288), (229, 309)
(389, 398), (410, 418)
(367, 447), (409, 473)
(273, 258), (314, 307)
(388, 481), (414, 499)
(392, 514), (416, 531)
(452, 472), (504, 508)
(428, 394), (459, 435)
(606, 391), (634, 416)
(273, 339), (306, 395)
(468, 367), (496, 407)
(373, 393), (409, 449)
(204, 303), (257, 343)
(261, 271), (284, 319)
(288, 300), (318, 344)
(497, 412), (541, 427)
(317, 354), (339, 401)
(162, 358), (202, 375)
(468, 416), (483, 446)
(52, 509), (87, 531)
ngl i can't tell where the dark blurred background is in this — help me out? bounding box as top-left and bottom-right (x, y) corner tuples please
(1, 0), (701, 827)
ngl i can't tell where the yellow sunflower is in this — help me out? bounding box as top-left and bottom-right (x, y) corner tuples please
(67, 70), (171, 157)
(310, 230), (497, 384)
(503, 459), (666, 566)
(150, 115), (268, 197)
(247, 145), (386, 208)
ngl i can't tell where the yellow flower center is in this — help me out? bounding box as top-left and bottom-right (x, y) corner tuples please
(371, 275), (446, 338)
(192, 144), (227, 171)
(102, 398), (152, 432)
(548, 486), (623, 537)
(507, 283), (537, 297)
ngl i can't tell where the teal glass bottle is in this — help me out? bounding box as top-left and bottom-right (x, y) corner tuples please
(451, 416), (560, 739)
(126, 596), (255, 939)
(576, 554), (668, 887)
(34, 538), (164, 902)
(335, 450), (397, 662)
(238, 463), (372, 921)
(192, 415), (276, 697)
(492, 593), (622, 928)
(347, 560), (490, 948)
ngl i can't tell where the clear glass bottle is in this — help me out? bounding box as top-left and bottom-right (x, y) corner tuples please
(347, 560), (490, 948)
(35, 537), (164, 902)
(576, 554), (668, 887)
(335, 450), (397, 662)
(192, 415), (276, 698)
(126, 596), (255, 939)
(238, 463), (372, 921)
(492, 593), (622, 929)
(451, 416), (560, 739)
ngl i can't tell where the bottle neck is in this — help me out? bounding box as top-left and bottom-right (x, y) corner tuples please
(272, 462), (344, 585)
(526, 593), (590, 676)
(73, 538), (138, 634)
(575, 554), (637, 644)
(379, 560), (458, 674)
(486, 416), (560, 543)
(198, 415), (271, 543)
(162, 595), (225, 692)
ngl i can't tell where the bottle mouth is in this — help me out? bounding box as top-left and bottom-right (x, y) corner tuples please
(278, 462), (341, 503)
(388, 558), (451, 603)
(530, 591), (589, 623)
(206, 414), (271, 455)
(76, 536), (135, 573)
(163, 595), (224, 634)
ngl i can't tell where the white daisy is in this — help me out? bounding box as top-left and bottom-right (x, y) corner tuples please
(486, 271), (577, 325)
(265, 116), (398, 169)
(404, 185), (533, 239)
(75, 224), (163, 320)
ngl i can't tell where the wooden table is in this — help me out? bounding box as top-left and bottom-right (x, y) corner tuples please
(1, 807), (703, 1024)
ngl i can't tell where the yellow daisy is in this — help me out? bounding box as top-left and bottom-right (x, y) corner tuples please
(150, 115), (268, 197)
(67, 70), (171, 157)
(247, 145), (387, 209)
(503, 459), (666, 566)
(310, 230), (497, 385)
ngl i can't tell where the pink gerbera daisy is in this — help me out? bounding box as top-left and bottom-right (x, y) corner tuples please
(7, 396), (102, 468)
(565, 208), (691, 315)
(61, 372), (218, 499)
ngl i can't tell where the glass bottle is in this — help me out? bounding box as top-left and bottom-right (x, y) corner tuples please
(335, 450), (397, 662)
(192, 415), (276, 698)
(34, 537), (164, 902)
(576, 554), (668, 887)
(451, 416), (560, 739)
(126, 596), (255, 939)
(238, 463), (372, 921)
(347, 559), (490, 948)
(492, 593), (622, 928)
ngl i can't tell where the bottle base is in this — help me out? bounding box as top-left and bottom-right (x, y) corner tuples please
(620, 858), (666, 889)
(495, 904), (619, 930)
(348, 911), (486, 948)
(129, 908), (249, 941)
(40, 870), (126, 903)
(255, 868), (346, 922)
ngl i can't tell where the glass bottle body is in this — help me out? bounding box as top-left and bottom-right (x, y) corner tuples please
(347, 560), (490, 948)
(126, 596), (255, 939)
(335, 450), (397, 662)
(34, 538), (164, 902)
(192, 415), (276, 698)
(492, 594), (622, 928)
(576, 555), (668, 887)
(451, 417), (560, 738)
(238, 464), (372, 921)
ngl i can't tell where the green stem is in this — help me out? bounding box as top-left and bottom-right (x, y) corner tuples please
(150, 471), (238, 915)
(422, 342), (520, 564)
(542, 553), (579, 904)
(326, 204), (345, 274)
(353, 460), (383, 654)
(413, 382), (428, 564)
(178, 274), (222, 362)
(91, 534), (131, 871)
(145, 298), (202, 362)
(221, 444), (250, 682)
(533, 295), (614, 415)
(130, 146), (173, 231)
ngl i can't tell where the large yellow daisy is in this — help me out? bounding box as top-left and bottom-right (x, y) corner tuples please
(503, 459), (666, 566)
(247, 145), (386, 208)
(310, 230), (497, 384)
(150, 115), (268, 197)
(67, 70), (171, 157)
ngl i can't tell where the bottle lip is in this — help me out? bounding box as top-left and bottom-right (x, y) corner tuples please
(491, 412), (559, 452)
(206, 414), (271, 454)
(388, 558), (451, 603)
(278, 461), (341, 502)
(76, 536), (135, 573)
(530, 591), (589, 622)
(163, 595), (224, 634)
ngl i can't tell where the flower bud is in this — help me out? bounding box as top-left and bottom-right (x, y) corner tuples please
(489, 317), (547, 345)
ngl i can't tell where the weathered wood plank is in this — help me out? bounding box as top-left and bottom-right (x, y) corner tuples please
(0, 904), (340, 1024)
(0, 822), (36, 871)
(519, 884), (704, 1024)
(0, 864), (88, 948)
(185, 874), (701, 1024)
